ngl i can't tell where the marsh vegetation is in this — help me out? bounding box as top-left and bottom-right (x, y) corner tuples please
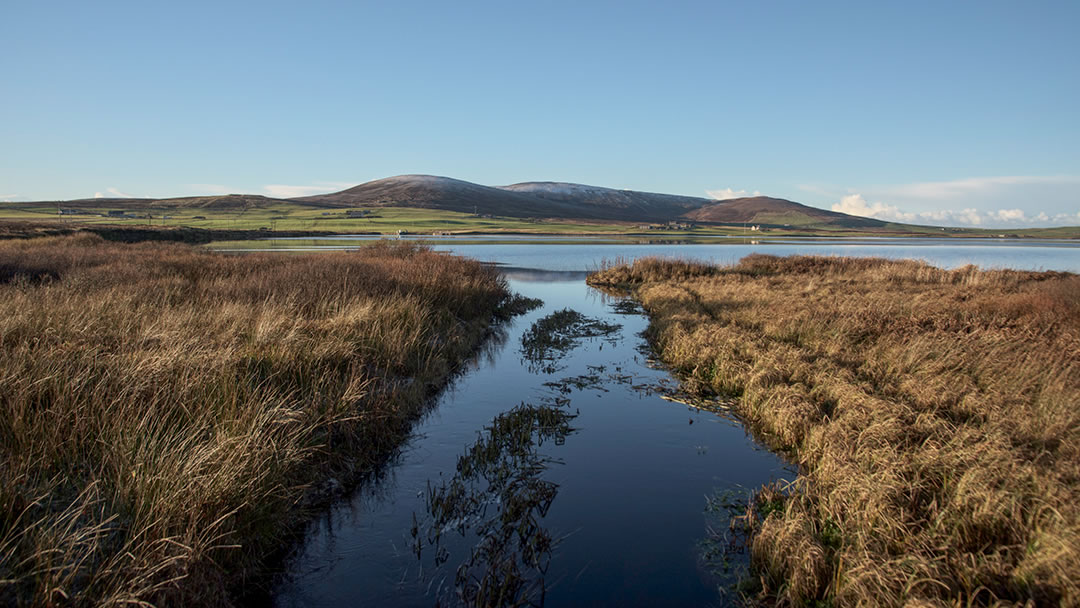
(519, 309), (621, 374)
(415, 402), (577, 607)
(0, 235), (515, 606)
(589, 254), (1080, 606)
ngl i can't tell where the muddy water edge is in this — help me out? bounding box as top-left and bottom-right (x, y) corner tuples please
(269, 274), (792, 607)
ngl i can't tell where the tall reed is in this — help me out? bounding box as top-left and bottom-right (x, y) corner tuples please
(0, 235), (512, 606)
(590, 254), (1080, 607)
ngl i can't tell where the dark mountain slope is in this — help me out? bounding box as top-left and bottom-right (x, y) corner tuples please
(498, 182), (710, 222)
(683, 196), (888, 228)
(294, 175), (595, 218)
(19, 175), (894, 229)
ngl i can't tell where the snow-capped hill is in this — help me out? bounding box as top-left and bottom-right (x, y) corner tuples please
(19, 173), (898, 228)
(498, 181), (710, 219)
(499, 182), (630, 196)
(290, 175), (885, 227)
(294, 175), (707, 220)
(375, 174), (480, 188)
(291, 174), (594, 218)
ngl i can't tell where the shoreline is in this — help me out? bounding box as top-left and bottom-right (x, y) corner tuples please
(2, 219), (1078, 244)
(588, 255), (1080, 606)
(0, 235), (531, 605)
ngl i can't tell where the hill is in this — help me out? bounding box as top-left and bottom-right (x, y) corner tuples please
(497, 181), (710, 222)
(293, 175), (592, 218)
(14, 175), (908, 229)
(295, 175), (894, 227)
(683, 196), (889, 228)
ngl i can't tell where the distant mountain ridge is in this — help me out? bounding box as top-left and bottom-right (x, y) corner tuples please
(685, 196), (887, 228)
(295, 174), (883, 227)
(294, 175), (593, 219)
(29, 174), (887, 228)
(496, 181), (710, 222)
(293, 174), (702, 221)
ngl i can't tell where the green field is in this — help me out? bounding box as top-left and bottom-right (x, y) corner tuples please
(2, 202), (1077, 239)
(0, 204), (656, 234)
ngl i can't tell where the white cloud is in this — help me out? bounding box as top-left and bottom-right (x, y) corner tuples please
(991, 208), (1026, 222)
(263, 181), (354, 198)
(706, 187), (762, 200)
(831, 194), (912, 221)
(0, 194), (17, 202)
(952, 209), (984, 226)
(94, 187), (136, 199)
(829, 193), (1080, 227)
(812, 174), (1080, 227)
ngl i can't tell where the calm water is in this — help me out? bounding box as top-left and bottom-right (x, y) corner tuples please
(273, 278), (790, 607)
(209, 235), (1080, 273)
(262, 237), (1077, 606)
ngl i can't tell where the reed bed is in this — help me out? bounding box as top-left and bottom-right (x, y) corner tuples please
(589, 254), (1079, 607)
(0, 234), (513, 606)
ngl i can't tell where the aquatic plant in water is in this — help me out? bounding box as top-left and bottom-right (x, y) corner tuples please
(0, 235), (512, 605)
(700, 488), (754, 589)
(591, 254), (1080, 606)
(519, 309), (621, 374)
(608, 298), (645, 316)
(415, 403), (577, 607)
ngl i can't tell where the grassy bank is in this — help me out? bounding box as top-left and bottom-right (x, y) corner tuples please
(8, 206), (1078, 239)
(589, 255), (1079, 607)
(0, 206), (646, 236)
(0, 220), (340, 244)
(0, 235), (517, 606)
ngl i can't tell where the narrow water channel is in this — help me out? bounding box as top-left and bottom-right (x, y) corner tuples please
(273, 274), (792, 607)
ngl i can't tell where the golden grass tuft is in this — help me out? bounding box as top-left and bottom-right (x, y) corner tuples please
(589, 254), (1080, 607)
(0, 235), (512, 606)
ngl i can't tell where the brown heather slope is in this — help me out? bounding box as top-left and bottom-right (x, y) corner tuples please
(0, 220), (336, 244)
(14, 175), (916, 228)
(296, 175), (879, 225)
(293, 174), (595, 218)
(296, 174), (713, 221)
(0, 235), (519, 606)
(589, 255), (1079, 607)
(499, 181), (710, 221)
(683, 196), (889, 228)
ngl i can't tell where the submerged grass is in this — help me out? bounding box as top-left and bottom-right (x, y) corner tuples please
(0, 234), (514, 606)
(519, 309), (621, 374)
(589, 254), (1080, 607)
(417, 402), (576, 607)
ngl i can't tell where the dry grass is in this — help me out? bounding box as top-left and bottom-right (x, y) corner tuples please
(0, 234), (513, 606)
(589, 254), (1080, 607)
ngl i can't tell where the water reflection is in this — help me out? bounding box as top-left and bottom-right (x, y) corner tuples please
(273, 278), (793, 608)
(699, 489), (755, 597)
(206, 236), (1080, 273)
(497, 267), (590, 283)
(519, 309), (621, 374)
(414, 403), (577, 607)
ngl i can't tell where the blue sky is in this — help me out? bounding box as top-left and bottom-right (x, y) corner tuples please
(2, 0), (1077, 227)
